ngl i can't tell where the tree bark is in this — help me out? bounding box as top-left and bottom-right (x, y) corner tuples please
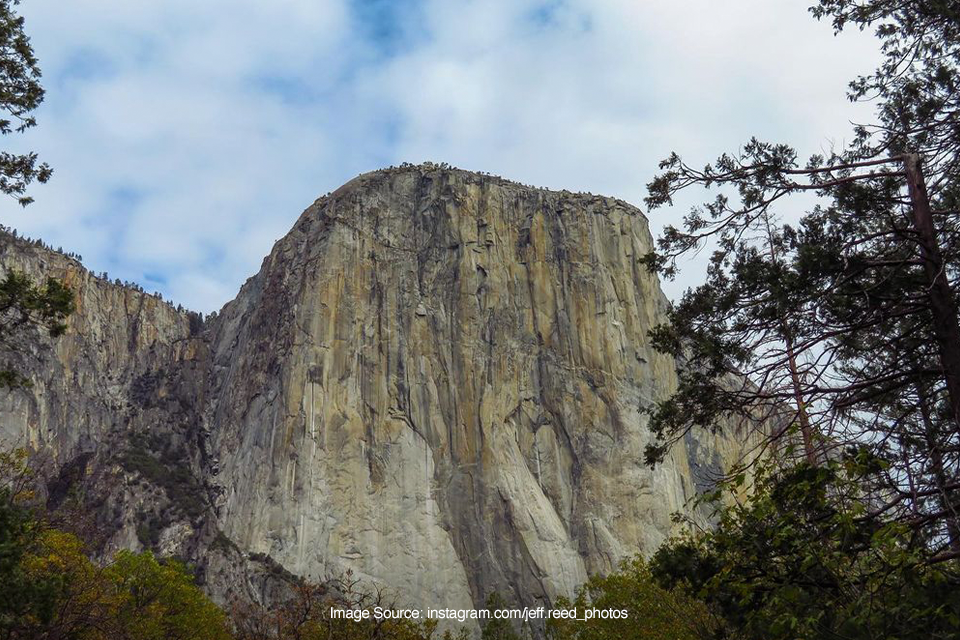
(903, 152), (960, 433)
(784, 329), (817, 465)
(763, 212), (818, 466)
(917, 389), (960, 551)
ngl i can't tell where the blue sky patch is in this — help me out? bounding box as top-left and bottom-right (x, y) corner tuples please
(350, 0), (426, 58)
(57, 48), (118, 86)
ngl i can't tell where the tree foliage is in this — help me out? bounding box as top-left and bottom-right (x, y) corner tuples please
(547, 557), (714, 640)
(14, 533), (233, 640)
(0, 269), (74, 388)
(0, 450), (61, 639)
(0, 0), (50, 206)
(641, 0), (960, 559)
(650, 454), (960, 639)
(478, 593), (522, 640)
(0, 448), (232, 640)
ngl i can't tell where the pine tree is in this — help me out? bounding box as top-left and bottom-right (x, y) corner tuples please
(642, 0), (960, 558)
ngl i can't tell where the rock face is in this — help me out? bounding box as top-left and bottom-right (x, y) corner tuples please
(0, 164), (747, 627)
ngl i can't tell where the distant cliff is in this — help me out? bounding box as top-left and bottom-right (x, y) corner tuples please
(0, 164), (751, 631)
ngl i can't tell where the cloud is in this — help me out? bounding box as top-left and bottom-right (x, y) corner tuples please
(3, 0), (880, 311)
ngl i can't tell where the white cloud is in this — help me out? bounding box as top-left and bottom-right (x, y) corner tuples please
(1, 0), (880, 311)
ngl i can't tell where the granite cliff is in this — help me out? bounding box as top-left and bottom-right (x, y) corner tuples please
(0, 164), (750, 629)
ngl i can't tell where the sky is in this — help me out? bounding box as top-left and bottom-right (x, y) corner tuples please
(2, 0), (881, 313)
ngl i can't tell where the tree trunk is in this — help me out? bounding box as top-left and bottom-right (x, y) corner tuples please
(784, 329), (817, 465)
(917, 386), (960, 551)
(763, 212), (818, 466)
(903, 153), (960, 433)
